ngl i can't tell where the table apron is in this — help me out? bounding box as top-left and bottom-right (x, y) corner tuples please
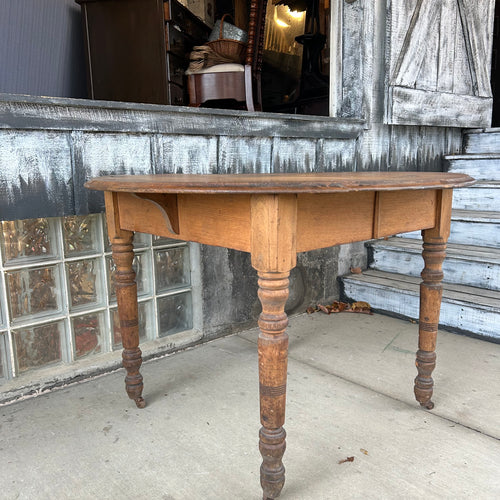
(112, 189), (441, 253)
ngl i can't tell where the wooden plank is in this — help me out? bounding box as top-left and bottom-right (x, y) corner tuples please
(117, 192), (252, 252)
(391, 0), (440, 88)
(85, 172), (475, 194)
(329, 0), (343, 117)
(341, 0), (364, 117)
(369, 237), (500, 290)
(178, 194), (252, 252)
(344, 270), (500, 306)
(0, 129), (75, 220)
(452, 183), (500, 212)
(73, 131), (153, 215)
(452, 4), (474, 96)
(375, 189), (437, 238)
(401, 210), (500, 248)
(356, 123), (390, 171)
(218, 136), (272, 174)
(296, 192), (375, 252)
(250, 194), (297, 272)
(154, 134), (217, 174)
(463, 131), (500, 154)
(445, 155), (500, 180)
(389, 125), (420, 171)
(342, 270), (500, 339)
(418, 127), (459, 172)
(457, 0), (494, 97)
(387, 86), (492, 127)
(437, 0), (457, 93)
(316, 138), (357, 172)
(271, 138), (317, 173)
(0, 93), (364, 139)
(387, 0), (418, 79)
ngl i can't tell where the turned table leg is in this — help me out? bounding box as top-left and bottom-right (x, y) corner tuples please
(250, 193), (297, 499)
(111, 231), (145, 409)
(415, 232), (446, 409)
(414, 190), (452, 410)
(257, 271), (289, 499)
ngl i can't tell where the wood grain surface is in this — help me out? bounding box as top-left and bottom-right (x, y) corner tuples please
(85, 172), (474, 193)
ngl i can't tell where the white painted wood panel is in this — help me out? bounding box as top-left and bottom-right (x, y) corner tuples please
(451, 183), (500, 212)
(271, 137), (317, 173)
(386, 0), (495, 127)
(399, 211), (500, 248)
(387, 87), (492, 128)
(0, 130), (74, 219)
(463, 130), (500, 154)
(369, 238), (500, 290)
(155, 134), (218, 174)
(445, 155), (500, 180)
(73, 131), (153, 214)
(343, 270), (500, 340)
(217, 136), (272, 174)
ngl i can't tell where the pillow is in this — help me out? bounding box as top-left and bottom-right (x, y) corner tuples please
(186, 63), (244, 75)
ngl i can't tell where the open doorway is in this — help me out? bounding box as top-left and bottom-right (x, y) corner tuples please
(261, 0), (330, 116)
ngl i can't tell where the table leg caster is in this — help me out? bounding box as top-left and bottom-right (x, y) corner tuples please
(134, 397), (146, 408)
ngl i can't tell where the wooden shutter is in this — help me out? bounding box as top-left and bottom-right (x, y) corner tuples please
(386, 0), (495, 127)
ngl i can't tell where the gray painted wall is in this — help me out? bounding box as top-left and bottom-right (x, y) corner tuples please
(0, 0), (87, 98)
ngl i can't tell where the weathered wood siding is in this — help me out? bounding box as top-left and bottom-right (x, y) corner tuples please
(0, 94), (363, 220)
(385, 0), (495, 127)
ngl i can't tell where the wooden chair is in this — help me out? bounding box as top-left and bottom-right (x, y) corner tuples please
(187, 0), (268, 112)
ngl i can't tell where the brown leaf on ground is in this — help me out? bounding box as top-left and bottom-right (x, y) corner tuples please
(306, 300), (373, 315)
(318, 304), (330, 314)
(350, 267), (362, 274)
(331, 301), (347, 312)
(338, 456), (355, 464)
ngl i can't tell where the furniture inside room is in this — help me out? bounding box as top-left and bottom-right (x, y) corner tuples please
(186, 0), (269, 111)
(76, 0), (330, 114)
(262, 0), (330, 115)
(76, 0), (212, 105)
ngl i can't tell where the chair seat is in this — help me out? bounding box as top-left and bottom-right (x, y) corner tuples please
(185, 63), (244, 76)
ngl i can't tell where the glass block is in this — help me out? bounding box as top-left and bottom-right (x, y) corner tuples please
(1, 218), (57, 264)
(63, 215), (100, 257)
(111, 301), (149, 348)
(154, 246), (190, 292)
(13, 321), (63, 373)
(103, 217), (151, 251)
(72, 312), (105, 359)
(153, 235), (180, 246)
(157, 292), (192, 338)
(0, 335), (5, 379)
(106, 251), (151, 301)
(0, 293), (4, 328)
(7, 265), (61, 321)
(66, 259), (103, 310)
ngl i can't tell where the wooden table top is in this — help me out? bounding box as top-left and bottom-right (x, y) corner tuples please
(85, 172), (475, 194)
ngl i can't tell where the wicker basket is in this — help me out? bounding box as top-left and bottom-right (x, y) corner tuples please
(206, 14), (247, 64)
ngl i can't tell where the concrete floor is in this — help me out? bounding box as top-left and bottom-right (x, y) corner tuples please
(1, 313), (499, 500)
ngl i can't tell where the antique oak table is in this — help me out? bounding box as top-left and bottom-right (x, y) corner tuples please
(86, 172), (474, 499)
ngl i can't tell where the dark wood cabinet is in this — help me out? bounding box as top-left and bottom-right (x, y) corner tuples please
(77, 0), (211, 105)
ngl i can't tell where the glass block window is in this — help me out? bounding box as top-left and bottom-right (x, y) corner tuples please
(0, 214), (195, 382)
(13, 321), (64, 373)
(0, 334), (7, 380)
